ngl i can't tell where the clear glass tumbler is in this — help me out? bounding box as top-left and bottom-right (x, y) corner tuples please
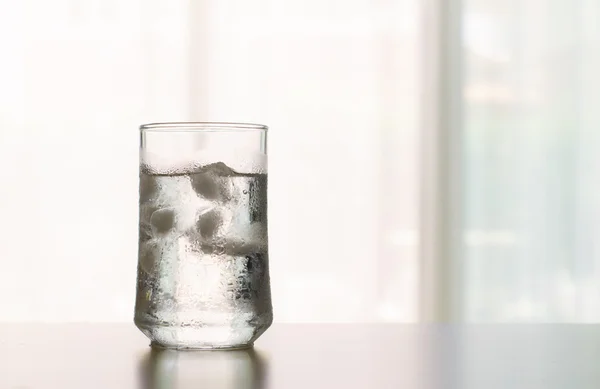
(134, 122), (272, 349)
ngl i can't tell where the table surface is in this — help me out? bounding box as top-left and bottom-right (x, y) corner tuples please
(1, 324), (600, 388)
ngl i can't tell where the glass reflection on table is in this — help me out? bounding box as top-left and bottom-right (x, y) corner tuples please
(138, 347), (268, 389)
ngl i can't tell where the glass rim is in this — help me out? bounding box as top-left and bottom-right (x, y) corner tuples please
(140, 122), (268, 132)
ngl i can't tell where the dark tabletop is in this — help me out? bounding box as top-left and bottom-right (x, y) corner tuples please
(1, 324), (600, 388)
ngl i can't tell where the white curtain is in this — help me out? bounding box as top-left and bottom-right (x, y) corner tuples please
(422, 0), (600, 322)
(459, 0), (600, 321)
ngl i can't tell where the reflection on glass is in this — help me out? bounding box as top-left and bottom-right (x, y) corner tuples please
(138, 347), (268, 389)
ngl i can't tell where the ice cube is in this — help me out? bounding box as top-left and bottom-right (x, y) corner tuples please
(150, 208), (175, 234)
(146, 174), (200, 209)
(190, 162), (237, 202)
(196, 208), (223, 240)
(201, 161), (237, 176)
(149, 205), (210, 236)
(192, 207), (235, 254)
(190, 173), (220, 200)
(192, 205), (268, 256)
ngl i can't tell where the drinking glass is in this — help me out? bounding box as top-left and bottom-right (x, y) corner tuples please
(134, 122), (272, 349)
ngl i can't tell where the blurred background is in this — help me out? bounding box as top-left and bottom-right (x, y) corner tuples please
(0, 0), (598, 323)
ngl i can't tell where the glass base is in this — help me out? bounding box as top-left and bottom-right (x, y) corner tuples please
(135, 318), (269, 350)
(150, 340), (254, 351)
